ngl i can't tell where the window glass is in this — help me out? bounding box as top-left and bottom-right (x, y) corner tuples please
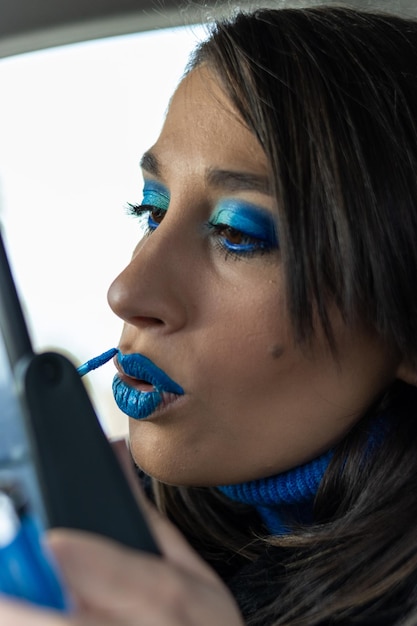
(0, 25), (205, 436)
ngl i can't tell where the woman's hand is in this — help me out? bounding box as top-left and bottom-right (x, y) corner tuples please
(0, 526), (243, 625)
(0, 442), (244, 625)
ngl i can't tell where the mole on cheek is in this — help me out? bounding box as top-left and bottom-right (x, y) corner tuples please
(269, 345), (285, 359)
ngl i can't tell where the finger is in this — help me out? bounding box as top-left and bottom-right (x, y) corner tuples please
(47, 527), (221, 619)
(48, 530), (162, 614)
(0, 597), (105, 626)
(47, 530), (244, 626)
(0, 599), (58, 626)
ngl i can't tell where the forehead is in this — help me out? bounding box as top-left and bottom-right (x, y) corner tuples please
(168, 66), (236, 122)
(151, 66), (269, 178)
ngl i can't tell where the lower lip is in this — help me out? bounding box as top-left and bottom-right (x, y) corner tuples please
(112, 375), (183, 420)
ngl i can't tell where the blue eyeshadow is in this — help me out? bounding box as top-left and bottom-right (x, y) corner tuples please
(210, 199), (279, 246)
(142, 180), (170, 210)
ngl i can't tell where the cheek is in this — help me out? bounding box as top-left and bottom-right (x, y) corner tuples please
(177, 265), (290, 411)
(205, 277), (286, 350)
(190, 283), (290, 407)
(203, 263), (286, 340)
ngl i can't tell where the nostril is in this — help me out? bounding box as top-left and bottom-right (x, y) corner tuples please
(132, 316), (165, 327)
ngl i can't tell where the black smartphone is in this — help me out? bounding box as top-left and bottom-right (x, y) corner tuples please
(0, 227), (159, 606)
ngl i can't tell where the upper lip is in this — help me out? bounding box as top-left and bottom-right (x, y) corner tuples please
(115, 350), (184, 395)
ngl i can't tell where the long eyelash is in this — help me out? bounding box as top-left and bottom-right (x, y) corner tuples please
(125, 202), (155, 237)
(207, 223), (274, 261)
(125, 202), (150, 218)
(126, 203), (166, 226)
(212, 239), (260, 262)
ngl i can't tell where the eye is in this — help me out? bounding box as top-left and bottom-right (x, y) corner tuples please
(146, 206), (166, 230)
(126, 180), (170, 235)
(207, 200), (279, 259)
(208, 222), (274, 258)
(219, 226), (242, 245)
(215, 225), (260, 249)
(126, 203), (167, 237)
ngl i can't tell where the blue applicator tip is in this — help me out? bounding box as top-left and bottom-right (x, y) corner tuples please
(77, 348), (118, 377)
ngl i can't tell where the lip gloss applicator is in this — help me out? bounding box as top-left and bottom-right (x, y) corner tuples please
(77, 347), (118, 377)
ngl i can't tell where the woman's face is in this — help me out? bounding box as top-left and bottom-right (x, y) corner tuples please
(108, 66), (400, 486)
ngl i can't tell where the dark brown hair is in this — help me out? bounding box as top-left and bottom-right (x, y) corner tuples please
(151, 6), (417, 624)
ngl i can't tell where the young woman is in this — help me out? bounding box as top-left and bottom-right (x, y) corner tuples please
(2, 5), (417, 625)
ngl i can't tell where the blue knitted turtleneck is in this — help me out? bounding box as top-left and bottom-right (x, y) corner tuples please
(217, 448), (333, 534)
(216, 412), (391, 535)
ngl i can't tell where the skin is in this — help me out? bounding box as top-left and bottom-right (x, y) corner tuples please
(107, 66), (403, 487)
(0, 65), (411, 624)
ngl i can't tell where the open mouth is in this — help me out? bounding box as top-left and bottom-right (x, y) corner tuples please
(115, 351), (184, 395)
(112, 351), (184, 420)
(123, 377), (155, 392)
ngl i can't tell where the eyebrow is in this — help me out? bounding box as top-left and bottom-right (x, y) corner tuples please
(140, 151), (160, 176)
(140, 151), (271, 195)
(206, 168), (271, 194)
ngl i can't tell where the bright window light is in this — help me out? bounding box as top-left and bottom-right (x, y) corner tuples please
(0, 25), (206, 436)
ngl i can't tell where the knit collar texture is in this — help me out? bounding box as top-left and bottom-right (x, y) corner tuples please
(217, 448), (333, 534)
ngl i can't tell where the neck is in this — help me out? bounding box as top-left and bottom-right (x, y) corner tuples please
(216, 410), (391, 535)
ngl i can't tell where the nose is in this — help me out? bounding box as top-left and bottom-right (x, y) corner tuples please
(107, 225), (188, 333)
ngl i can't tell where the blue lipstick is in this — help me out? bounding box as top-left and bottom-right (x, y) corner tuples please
(112, 352), (184, 420)
(77, 348), (118, 377)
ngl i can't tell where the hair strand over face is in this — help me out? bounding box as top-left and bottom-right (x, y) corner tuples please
(188, 6), (417, 365)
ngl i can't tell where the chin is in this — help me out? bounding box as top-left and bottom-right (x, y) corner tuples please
(134, 460), (206, 487)
(127, 423), (217, 486)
